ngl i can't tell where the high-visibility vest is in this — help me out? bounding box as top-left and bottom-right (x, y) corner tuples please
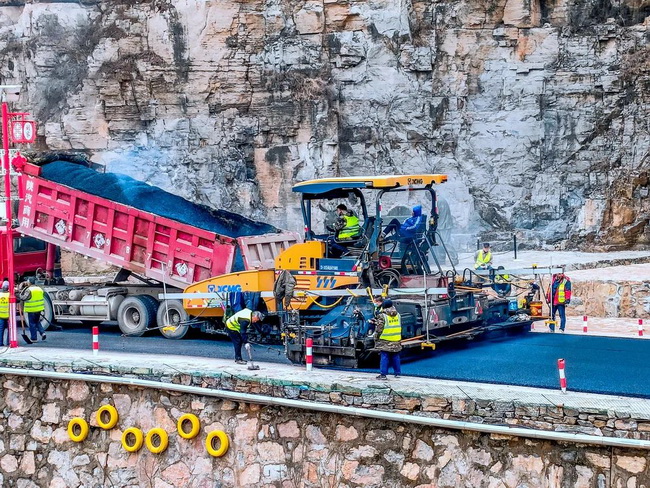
(226, 308), (252, 333)
(474, 251), (491, 269)
(557, 280), (567, 303)
(379, 313), (402, 342)
(338, 214), (361, 239)
(0, 292), (9, 319)
(24, 286), (45, 313)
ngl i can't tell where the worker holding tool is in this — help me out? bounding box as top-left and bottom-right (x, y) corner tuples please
(0, 282), (9, 346)
(365, 295), (385, 336)
(225, 308), (265, 364)
(17, 279), (47, 343)
(474, 242), (493, 269)
(374, 299), (402, 380)
(380, 205), (424, 242)
(547, 272), (571, 332)
(327, 204), (361, 257)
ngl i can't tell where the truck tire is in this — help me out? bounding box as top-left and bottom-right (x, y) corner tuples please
(117, 296), (157, 337)
(41, 294), (55, 331)
(157, 300), (190, 340)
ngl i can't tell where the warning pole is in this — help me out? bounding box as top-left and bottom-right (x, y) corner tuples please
(639, 319), (644, 337)
(557, 359), (567, 393)
(305, 337), (313, 372)
(583, 315), (588, 333)
(92, 326), (99, 356)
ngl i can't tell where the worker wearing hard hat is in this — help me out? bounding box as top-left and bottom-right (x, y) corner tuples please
(474, 242), (493, 269)
(225, 309), (265, 364)
(17, 279), (47, 342)
(547, 272), (571, 332)
(374, 299), (402, 380)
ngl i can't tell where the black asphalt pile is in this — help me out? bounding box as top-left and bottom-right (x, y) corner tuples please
(40, 161), (279, 238)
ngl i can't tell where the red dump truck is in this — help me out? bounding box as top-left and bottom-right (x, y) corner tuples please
(14, 160), (300, 339)
(0, 226), (52, 281)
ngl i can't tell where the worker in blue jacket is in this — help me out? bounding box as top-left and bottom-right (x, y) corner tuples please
(381, 205), (424, 242)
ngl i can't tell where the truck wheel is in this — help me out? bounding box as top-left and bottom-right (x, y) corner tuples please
(117, 296), (157, 337)
(41, 294), (55, 331)
(157, 300), (189, 340)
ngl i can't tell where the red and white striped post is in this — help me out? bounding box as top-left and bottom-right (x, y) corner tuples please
(583, 315), (588, 333)
(638, 319), (644, 337)
(92, 326), (99, 356)
(305, 338), (313, 371)
(557, 359), (567, 393)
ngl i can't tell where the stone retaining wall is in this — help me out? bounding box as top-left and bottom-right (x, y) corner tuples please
(1, 362), (650, 487)
(568, 280), (650, 318)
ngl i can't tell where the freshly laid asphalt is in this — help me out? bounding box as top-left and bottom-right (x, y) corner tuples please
(10, 322), (650, 399)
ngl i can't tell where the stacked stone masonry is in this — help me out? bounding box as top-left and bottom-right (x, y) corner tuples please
(1, 360), (650, 487)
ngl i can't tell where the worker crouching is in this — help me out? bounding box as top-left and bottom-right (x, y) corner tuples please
(375, 299), (402, 380)
(225, 308), (264, 364)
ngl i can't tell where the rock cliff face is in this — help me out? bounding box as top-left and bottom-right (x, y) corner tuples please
(0, 0), (648, 249)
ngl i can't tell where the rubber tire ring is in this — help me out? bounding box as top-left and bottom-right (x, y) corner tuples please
(205, 430), (230, 457)
(96, 405), (119, 430)
(121, 427), (145, 453)
(68, 418), (90, 442)
(145, 428), (169, 454)
(177, 414), (201, 440)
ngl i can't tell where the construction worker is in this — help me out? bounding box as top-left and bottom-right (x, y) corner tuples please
(327, 204), (361, 257)
(494, 266), (512, 297)
(381, 205), (424, 242)
(225, 308), (264, 364)
(547, 272), (571, 332)
(0, 282), (9, 346)
(17, 279), (46, 342)
(474, 242), (493, 269)
(375, 299), (402, 380)
(365, 295), (385, 336)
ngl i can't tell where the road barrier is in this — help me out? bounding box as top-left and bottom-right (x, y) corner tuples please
(306, 338), (313, 372)
(5, 367), (650, 450)
(92, 326), (99, 355)
(557, 359), (567, 393)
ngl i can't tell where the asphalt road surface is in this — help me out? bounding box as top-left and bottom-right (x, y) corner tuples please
(16, 322), (650, 399)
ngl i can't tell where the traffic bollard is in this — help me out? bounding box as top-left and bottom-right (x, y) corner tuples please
(557, 359), (567, 393)
(92, 326), (99, 356)
(639, 319), (644, 337)
(306, 338), (313, 372)
(583, 315), (588, 333)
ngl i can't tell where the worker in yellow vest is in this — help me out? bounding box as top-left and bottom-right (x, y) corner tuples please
(225, 308), (265, 364)
(546, 272), (572, 332)
(374, 299), (402, 380)
(474, 242), (493, 269)
(327, 204), (362, 258)
(0, 282), (9, 346)
(18, 280), (47, 342)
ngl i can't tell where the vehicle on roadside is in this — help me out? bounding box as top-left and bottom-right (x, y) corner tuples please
(178, 175), (550, 367)
(13, 156), (299, 338)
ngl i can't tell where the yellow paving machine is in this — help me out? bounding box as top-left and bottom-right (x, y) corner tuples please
(171, 175), (553, 367)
